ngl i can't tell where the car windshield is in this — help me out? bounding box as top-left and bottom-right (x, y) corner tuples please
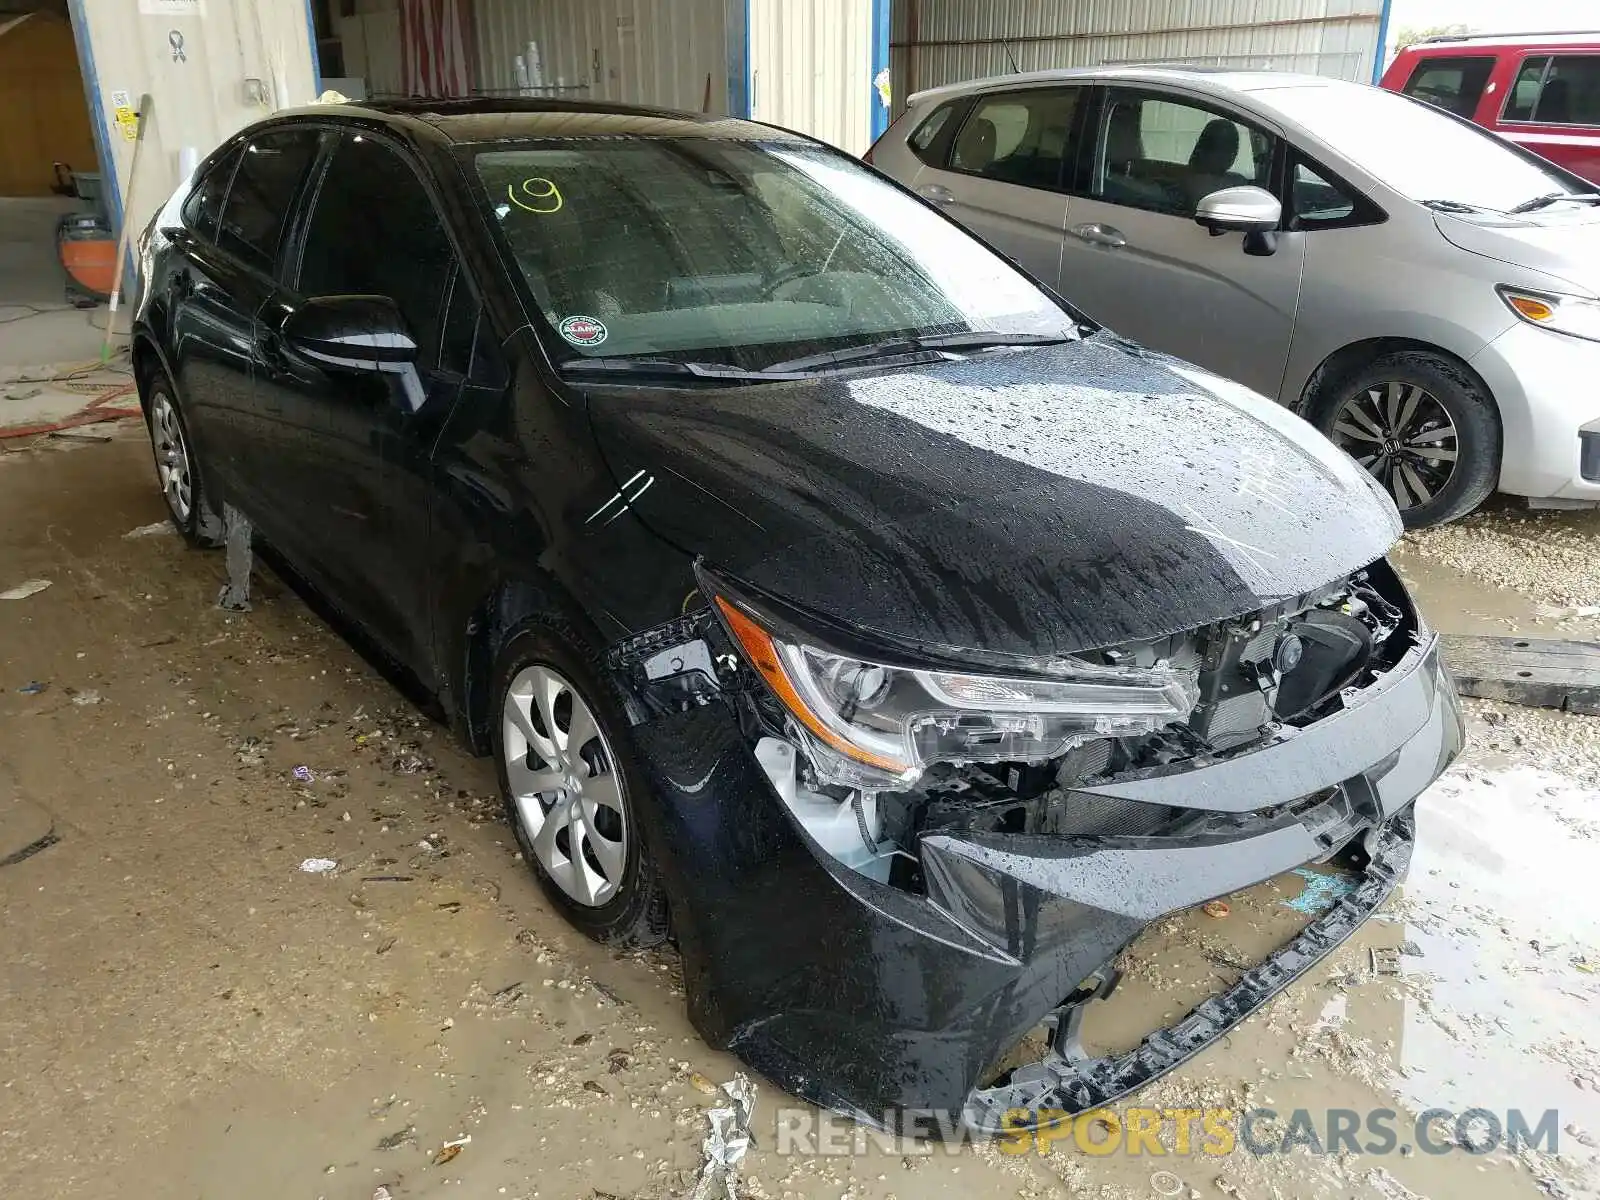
(468, 138), (1080, 371)
(1267, 83), (1592, 214)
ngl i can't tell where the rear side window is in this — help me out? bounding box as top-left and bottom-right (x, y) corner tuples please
(1401, 55), (1495, 118)
(1504, 55), (1600, 126)
(909, 103), (956, 160)
(181, 147), (239, 241)
(948, 88), (1081, 191)
(216, 129), (322, 272)
(297, 134), (456, 364)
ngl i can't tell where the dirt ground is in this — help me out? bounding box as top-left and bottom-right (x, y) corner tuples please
(3, 424), (1599, 1200)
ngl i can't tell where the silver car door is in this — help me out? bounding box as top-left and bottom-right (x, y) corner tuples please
(1057, 87), (1305, 398)
(909, 87), (1085, 290)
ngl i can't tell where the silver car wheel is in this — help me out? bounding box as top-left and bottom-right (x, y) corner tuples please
(150, 393), (193, 522)
(1329, 381), (1458, 512)
(502, 664), (627, 907)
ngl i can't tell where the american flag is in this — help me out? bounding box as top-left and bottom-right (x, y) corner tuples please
(400, 0), (469, 99)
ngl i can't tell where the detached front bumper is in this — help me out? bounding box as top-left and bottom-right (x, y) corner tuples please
(623, 635), (1461, 1132)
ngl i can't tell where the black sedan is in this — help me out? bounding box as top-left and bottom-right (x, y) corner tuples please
(132, 99), (1461, 1134)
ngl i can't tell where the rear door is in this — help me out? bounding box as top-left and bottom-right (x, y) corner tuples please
(1054, 87), (1304, 397)
(164, 144), (263, 505)
(260, 130), (463, 677)
(174, 128), (324, 517)
(904, 87), (1087, 288)
(1491, 52), (1600, 186)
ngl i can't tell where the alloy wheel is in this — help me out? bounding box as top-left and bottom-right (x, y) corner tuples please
(1328, 381), (1458, 512)
(502, 664), (627, 907)
(150, 393), (193, 522)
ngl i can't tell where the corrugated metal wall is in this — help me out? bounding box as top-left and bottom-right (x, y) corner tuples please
(472, 0), (730, 114)
(891, 0), (1383, 113)
(749, 0), (873, 154)
(339, 0), (404, 97)
(69, 0), (318, 240)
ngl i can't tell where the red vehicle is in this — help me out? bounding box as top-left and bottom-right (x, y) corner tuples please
(1381, 32), (1600, 186)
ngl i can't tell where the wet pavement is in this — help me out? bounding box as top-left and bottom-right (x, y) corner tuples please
(1, 427), (1597, 1200)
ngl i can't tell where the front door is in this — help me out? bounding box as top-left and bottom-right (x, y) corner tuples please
(909, 86), (1085, 288)
(1056, 88), (1305, 398)
(257, 131), (464, 679)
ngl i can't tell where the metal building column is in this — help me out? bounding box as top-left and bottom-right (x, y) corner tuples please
(726, 0), (750, 117)
(1371, 0), (1394, 82)
(870, 0), (890, 139)
(65, 0), (120, 241)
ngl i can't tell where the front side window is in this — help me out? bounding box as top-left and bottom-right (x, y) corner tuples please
(948, 89), (1080, 190)
(216, 128), (321, 272)
(1504, 55), (1600, 126)
(1268, 83), (1594, 215)
(1401, 55), (1495, 119)
(297, 134), (456, 362)
(1091, 91), (1272, 217)
(470, 137), (1079, 367)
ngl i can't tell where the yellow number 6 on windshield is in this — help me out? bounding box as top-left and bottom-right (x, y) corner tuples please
(508, 177), (563, 214)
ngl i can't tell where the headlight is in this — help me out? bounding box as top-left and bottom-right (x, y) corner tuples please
(1498, 286), (1600, 343)
(710, 590), (1198, 786)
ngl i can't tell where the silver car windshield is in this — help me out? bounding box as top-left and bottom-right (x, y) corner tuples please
(471, 139), (1079, 368)
(1267, 84), (1590, 214)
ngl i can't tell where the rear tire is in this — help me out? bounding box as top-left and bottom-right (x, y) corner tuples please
(144, 374), (224, 547)
(491, 616), (670, 948)
(1309, 350), (1499, 529)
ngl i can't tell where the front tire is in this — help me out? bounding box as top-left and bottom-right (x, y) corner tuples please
(1310, 350), (1499, 529)
(492, 617), (669, 947)
(144, 375), (224, 547)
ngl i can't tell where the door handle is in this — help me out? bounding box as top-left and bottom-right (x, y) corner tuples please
(1070, 222), (1127, 248)
(918, 184), (956, 206)
(171, 269), (194, 299)
(258, 330), (290, 371)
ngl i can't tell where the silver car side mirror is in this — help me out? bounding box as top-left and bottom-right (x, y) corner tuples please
(1194, 185), (1283, 234)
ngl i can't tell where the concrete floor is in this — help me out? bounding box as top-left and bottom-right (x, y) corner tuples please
(1, 428), (1596, 1200)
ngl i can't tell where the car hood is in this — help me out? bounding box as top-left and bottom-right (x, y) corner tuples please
(583, 334), (1401, 658)
(1434, 208), (1600, 295)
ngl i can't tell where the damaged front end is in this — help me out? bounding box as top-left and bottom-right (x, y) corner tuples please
(605, 559), (1461, 1134)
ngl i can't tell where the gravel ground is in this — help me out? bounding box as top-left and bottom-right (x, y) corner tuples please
(1402, 499), (1600, 611)
(3, 431), (1598, 1200)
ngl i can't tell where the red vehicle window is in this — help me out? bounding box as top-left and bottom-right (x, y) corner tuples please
(1503, 55), (1600, 127)
(1401, 55), (1496, 118)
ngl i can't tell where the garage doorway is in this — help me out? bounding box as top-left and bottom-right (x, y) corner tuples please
(0, 0), (118, 410)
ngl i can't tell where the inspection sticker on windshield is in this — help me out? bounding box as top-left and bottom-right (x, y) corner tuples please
(559, 315), (607, 347)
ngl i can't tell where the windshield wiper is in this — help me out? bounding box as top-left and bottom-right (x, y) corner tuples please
(559, 357), (791, 382)
(1421, 199), (1498, 214)
(761, 331), (1074, 375)
(1508, 191), (1600, 214)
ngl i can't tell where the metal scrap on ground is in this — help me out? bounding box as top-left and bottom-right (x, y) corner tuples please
(689, 1074), (756, 1200)
(1441, 633), (1600, 715)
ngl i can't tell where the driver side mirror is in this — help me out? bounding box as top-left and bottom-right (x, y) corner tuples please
(282, 295), (417, 372)
(1194, 185), (1283, 257)
(1194, 185), (1282, 233)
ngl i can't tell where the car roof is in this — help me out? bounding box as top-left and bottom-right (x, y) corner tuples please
(1401, 31), (1600, 53)
(272, 98), (801, 145)
(906, 65), (1344, 108)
